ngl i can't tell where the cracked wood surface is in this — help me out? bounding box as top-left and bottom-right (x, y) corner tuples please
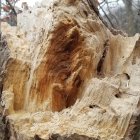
(0, 0), (140, 139)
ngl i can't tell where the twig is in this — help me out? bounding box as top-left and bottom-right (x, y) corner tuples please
(5, 0), (17, 16)
(87, 0), (115, 29)
(98, 4), (115, 28)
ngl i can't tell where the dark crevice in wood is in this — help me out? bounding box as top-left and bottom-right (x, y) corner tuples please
(89, 105), (97, 108)
(83, 10), (88, 17)
(123, 73), (130, 80)
(115, 94), (120, 98)
(115, 91), (122, 98)
(49, 133), (98, 140)
(132, 114), (140, 140)
(34, 135), (42, 140)
(97, 39), (109, 76)
(3, 120), (11, 140)
(0, 84), (3, 99)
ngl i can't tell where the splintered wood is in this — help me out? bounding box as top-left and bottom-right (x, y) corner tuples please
(1, 0), (140, 139)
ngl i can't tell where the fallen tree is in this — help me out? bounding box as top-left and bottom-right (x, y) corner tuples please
(0, 0), (140, 139)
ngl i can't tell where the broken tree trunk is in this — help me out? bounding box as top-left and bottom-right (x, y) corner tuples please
(0, 0), (140, 139)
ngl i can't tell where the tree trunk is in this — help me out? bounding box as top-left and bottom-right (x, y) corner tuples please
(0, 0), (140, 139)
(123, 0), (135, 35)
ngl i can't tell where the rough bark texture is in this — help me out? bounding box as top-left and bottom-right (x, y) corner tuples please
(0, 35), (10, 98)
(1, 0), (140, 140)
(0, 34), (10, 140)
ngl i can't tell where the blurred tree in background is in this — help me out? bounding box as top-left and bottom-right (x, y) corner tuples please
(0, 0), (21, 26)
(99, 0), (140, 36)
(0, 0), (140, 34)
